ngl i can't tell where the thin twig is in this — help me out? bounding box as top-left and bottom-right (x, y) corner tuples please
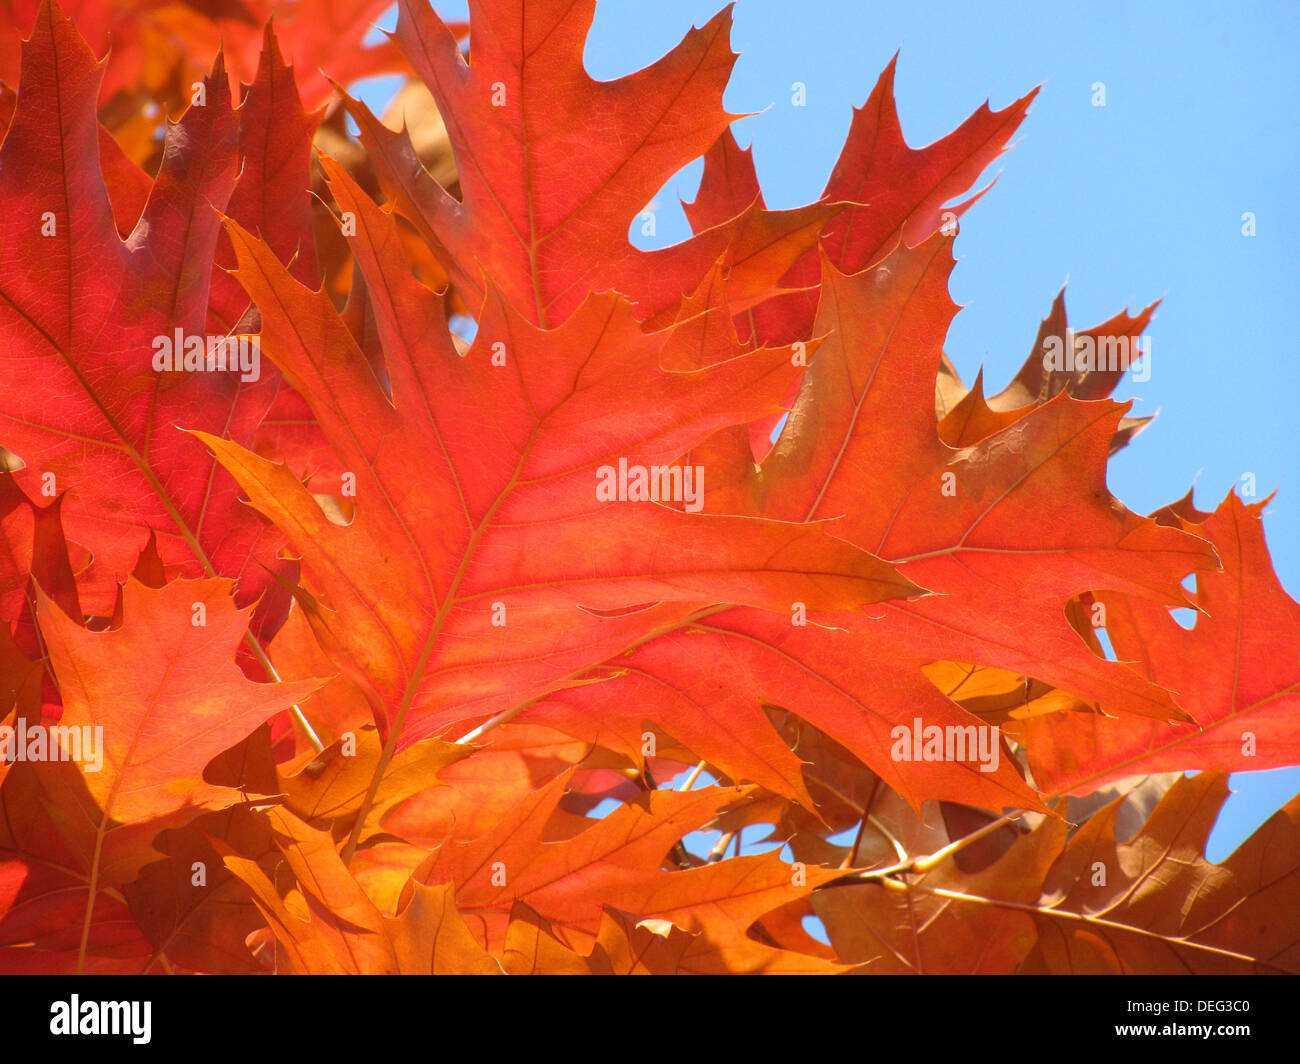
(842, 776), (882, 869)
(817, 809), (1027, 890)
(706, 831), (735, 863)
(907, 809), (1024, 875)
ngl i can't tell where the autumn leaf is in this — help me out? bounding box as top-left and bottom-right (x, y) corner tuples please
(0, 0), (1295, 980)
(199, 161), (916, 790)
(208, 22), (322, 331)
(345, 0), (835, 334)
(813, 773), (1300, 974)
(533, 238), (1216, 811)
(0, 755), (161, 973)
(36, 577), (319, 822)
(0, 2), (289, 624)
(407, 771), (846, 973)
(689, 57), (1039, 349)
(0, 575), (318, 972)
(502, 902), (697, 975)
(0, 0), (404, 118)
(279, 726), (467, 834)
(938, 287), (1157, 455)
(1020, 492), (1300, 797)
(124, 803), (279, 974)
(358, 0), (737, 327)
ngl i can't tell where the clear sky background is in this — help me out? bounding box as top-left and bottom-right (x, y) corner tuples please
(359, 1), (1299, 863)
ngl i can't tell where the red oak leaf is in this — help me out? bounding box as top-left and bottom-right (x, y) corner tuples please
(0, 2), (289, 625)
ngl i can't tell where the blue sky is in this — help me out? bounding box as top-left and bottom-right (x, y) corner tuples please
(359, 1), (1299, 862)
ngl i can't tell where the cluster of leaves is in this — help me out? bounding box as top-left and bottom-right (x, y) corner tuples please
(1, 0), (1297, 975)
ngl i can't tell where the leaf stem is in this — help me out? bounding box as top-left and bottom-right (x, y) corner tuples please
(678, 760), (707, 791)
(240, 629), (323, 752)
